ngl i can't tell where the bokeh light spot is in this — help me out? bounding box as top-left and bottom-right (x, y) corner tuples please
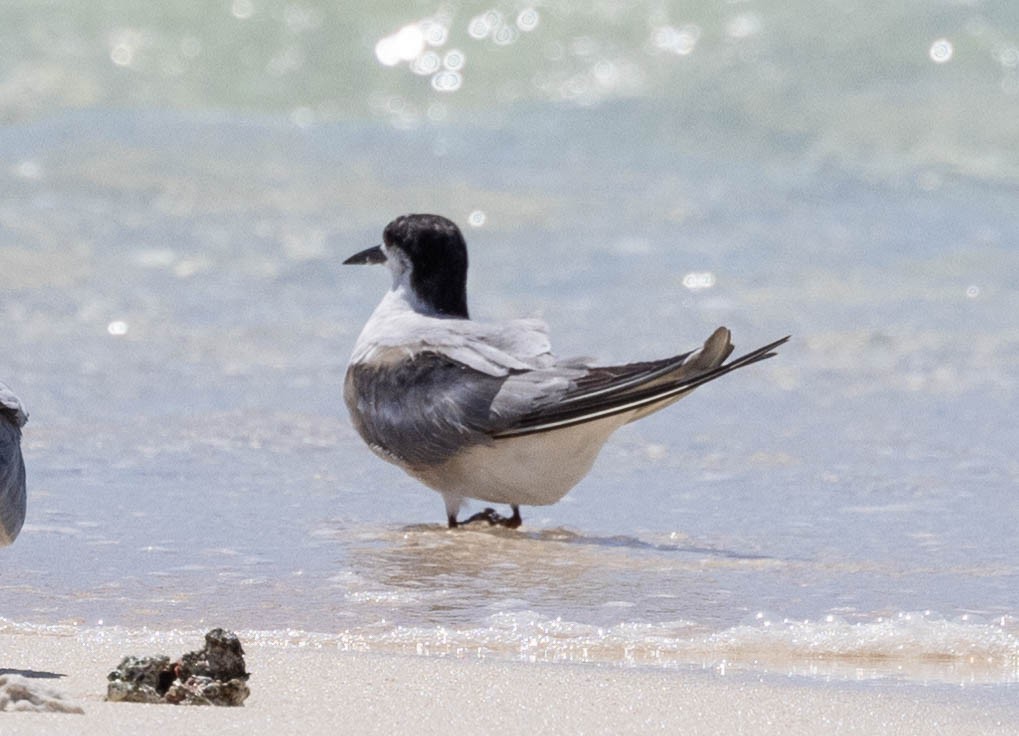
(107, 321), (129, 336)
(929, 38), (953, 64)
(375, 24), (426, 67)
(517, 9), (540, 32)
(431, 70), (462, 92)
(682, 272), (716, 290)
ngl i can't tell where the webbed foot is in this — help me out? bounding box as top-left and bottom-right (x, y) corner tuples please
(448, 504), (522, 529)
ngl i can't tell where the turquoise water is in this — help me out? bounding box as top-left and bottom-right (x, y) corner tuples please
(1, 1), (1018, 687)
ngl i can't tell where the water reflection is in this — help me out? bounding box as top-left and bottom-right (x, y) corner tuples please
(313, 525), (1019, 685)
(334, 523), (779, 630)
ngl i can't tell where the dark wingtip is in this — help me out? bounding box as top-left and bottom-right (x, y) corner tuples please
(767, 334), (792, 356)
(762, 334), (791, 353)
(732, 334), (790, 363)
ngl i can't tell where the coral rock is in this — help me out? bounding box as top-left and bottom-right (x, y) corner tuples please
(105, 629), (250, 706)
(105, 655), (174, 703)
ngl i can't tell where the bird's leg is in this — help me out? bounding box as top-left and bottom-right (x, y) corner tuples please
(444, 494), (464, 529)
(457, 505), (523, 529)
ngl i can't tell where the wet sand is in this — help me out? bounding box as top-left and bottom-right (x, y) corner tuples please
(1, 626), (1016, 734)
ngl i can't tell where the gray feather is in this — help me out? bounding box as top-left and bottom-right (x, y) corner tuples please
(345, 352), (508, 467)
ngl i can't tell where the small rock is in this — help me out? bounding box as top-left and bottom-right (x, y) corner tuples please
(178, 628), (248, 682)
(106, 655), (174, 703)
(105, 629), (250, 706)
(165, 674), (250, 707)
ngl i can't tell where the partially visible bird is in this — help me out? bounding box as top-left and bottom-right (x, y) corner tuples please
(343, 214), (788, 528)
(0, 381), (27, 545)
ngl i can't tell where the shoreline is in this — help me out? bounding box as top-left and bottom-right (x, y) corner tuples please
(1, 625), (1017, 734)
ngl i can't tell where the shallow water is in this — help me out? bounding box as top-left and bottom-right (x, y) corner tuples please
(1, 1), (1018, 690)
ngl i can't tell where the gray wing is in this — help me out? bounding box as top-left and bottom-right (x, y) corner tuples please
(0, 385), (27, 545)
(344, 331), (789, 463)
(344, 351), (509, 467)
(492, 330), (790, 438)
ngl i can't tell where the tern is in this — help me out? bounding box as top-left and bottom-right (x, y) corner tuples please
(343, 214), (788, 528)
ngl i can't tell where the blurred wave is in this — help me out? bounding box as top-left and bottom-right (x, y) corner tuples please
(2, 1), (1017, 179)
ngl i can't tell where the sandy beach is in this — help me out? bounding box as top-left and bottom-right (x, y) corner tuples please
(1, 625), (1016, 735)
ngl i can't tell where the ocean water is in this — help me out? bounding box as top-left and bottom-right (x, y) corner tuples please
(2, 1), (1018, 691)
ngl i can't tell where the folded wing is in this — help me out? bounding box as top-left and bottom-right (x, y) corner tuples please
(492, 330), (789, 438)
